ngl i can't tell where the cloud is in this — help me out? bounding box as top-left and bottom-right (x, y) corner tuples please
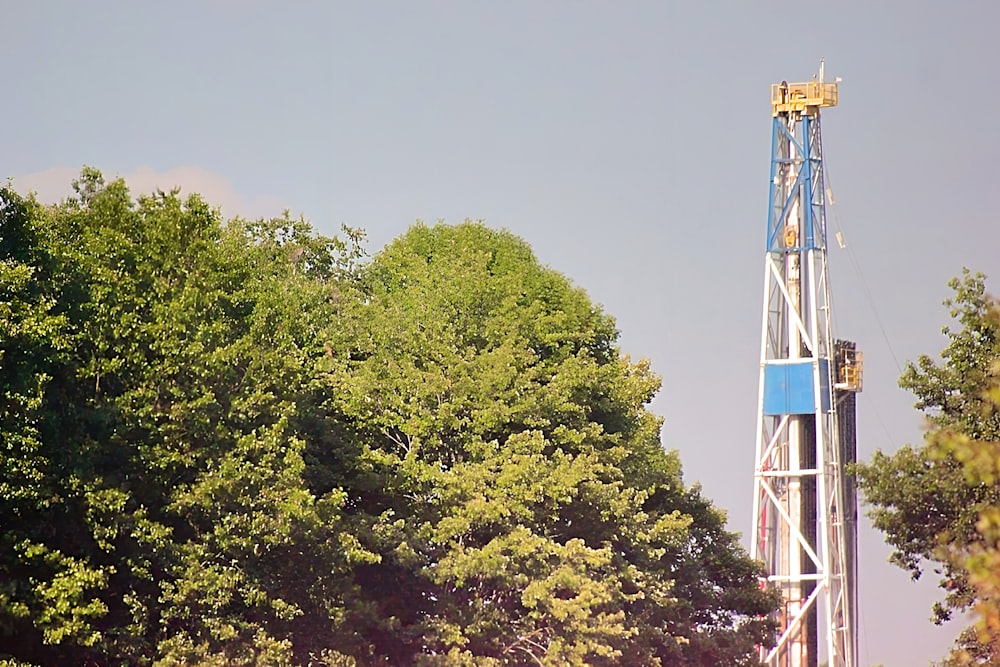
(10, 165), (288, 220)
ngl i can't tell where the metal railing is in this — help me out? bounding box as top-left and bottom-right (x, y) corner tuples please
(772, 81), (839, 113)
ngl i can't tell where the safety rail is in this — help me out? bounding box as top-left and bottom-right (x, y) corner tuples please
(835, 348), (863, 392)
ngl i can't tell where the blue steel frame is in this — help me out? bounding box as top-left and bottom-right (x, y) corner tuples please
(765, 115), (826, 253)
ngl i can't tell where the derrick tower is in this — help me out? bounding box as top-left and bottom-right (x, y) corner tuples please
(749, 61), (861, 667)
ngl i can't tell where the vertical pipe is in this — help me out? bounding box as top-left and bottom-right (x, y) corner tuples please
(784, 112), (803, 667)
(801, 115), (814, 251)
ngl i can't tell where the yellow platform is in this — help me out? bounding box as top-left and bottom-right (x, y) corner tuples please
(771, 80), (838, 116)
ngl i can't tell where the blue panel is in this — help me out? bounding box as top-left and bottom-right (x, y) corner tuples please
(763, 360), (831, 415)
(819, 359), (830, 411)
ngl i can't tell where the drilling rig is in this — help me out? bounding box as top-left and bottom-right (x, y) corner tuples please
(749, 61), (861, 667)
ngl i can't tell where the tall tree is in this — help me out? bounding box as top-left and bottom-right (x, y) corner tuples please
(327, 221), (778, 665)
(856, 269), (1000, 665)
(0, 171), (366, 666)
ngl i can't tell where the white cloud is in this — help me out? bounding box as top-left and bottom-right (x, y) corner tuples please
(10, 165), (288, 220)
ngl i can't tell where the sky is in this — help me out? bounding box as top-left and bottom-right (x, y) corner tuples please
(3, 2), (998, 664)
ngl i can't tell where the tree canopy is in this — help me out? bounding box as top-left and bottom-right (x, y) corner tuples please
(0, 170), (777, 666)
(856, 270), (1000, 665)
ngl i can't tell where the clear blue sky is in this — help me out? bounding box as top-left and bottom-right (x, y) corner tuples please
(4, 2), (998, 664)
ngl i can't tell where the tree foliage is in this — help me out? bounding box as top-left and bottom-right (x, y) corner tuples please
(326, 223), (778, 665)
(0, 171), (777, 665)
(856, 270), (1000, 665)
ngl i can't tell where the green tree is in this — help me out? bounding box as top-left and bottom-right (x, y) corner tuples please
(327, 221), (778, 665)
(1, 171), (366, 665)
(856, 269), (1000, 665)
